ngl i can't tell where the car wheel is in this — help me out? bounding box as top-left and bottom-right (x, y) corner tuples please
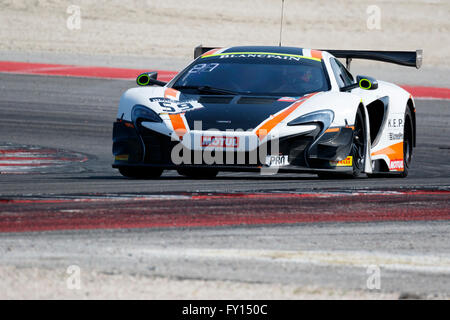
(350, 107), (366, 178)
(177, 168), (219, 179)
(400, 107), (413, 178)
(118, 167), (163, 179)
(368, 107), (413, 178)
(317, 108), (366, 179)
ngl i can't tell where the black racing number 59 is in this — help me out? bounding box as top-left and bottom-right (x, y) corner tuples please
(177, 102), (194, 111)
(158, 101), (176, 113)
(158, 101), (194, 113)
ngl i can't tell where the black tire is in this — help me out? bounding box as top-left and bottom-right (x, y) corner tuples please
(350, 107), (367, 178)
(177, 168), (219, 179)
(400, 107), (413, 178)
(317, 107), (366, 179)
(118, 167), (163, 179)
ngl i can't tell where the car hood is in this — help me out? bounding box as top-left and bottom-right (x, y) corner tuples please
(178, 95), (296, 131)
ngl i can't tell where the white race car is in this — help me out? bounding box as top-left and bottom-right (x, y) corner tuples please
(112, 45), (422, 179)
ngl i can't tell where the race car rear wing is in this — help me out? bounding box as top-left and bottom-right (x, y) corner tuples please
(194, 45), (423, 69)
(323, 49), (423, 69)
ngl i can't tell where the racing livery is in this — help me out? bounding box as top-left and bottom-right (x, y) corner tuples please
(112, 45), (422, 178)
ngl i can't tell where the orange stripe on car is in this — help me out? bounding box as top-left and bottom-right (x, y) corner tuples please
(169, 113), (188, 139)
(371, 141), (403, 159)
(325, 127), (340, 133)
(256, 93), (318, 140)
(311, 50), (323, 60)
(164, 88), (180, 100)
(325, 125), (354, 133)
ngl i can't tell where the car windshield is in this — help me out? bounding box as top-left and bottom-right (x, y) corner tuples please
(172, 52), (330, 96)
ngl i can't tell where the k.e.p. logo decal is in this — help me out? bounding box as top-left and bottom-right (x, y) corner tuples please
(388, 118), (404, 128)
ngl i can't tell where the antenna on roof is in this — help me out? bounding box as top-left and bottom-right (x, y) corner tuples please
(278, 0), (285, 46)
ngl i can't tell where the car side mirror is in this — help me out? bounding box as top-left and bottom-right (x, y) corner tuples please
(136, 72), (167, 87)
(356, 75), (378, 90)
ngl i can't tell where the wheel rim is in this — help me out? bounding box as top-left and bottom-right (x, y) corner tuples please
(404, 138), (410, 165)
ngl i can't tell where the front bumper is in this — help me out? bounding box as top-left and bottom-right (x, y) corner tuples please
(112, 120), (354, 172)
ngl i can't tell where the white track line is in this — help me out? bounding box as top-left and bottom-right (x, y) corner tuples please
(136, 248), (450, 274)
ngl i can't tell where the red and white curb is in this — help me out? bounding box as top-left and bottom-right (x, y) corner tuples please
(0, 61), (449, 100)
(0, 190), (449, 233)
(0, 143), (88, 174)
(0, 189), (447, 203)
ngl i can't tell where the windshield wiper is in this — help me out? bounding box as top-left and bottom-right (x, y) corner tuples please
(173, 85), (240, 95)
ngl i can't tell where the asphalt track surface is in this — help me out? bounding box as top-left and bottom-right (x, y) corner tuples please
(1, 73), (450, 298)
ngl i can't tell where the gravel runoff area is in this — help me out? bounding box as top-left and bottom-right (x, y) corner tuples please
(0, 0), (449, 86)
(0, 265), (399, 300)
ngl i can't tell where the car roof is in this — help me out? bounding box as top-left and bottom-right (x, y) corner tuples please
(221, 46), (327, 56)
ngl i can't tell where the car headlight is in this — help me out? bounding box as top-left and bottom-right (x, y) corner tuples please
(287, 109), (334, 129)
(131, 105), (162, 124)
